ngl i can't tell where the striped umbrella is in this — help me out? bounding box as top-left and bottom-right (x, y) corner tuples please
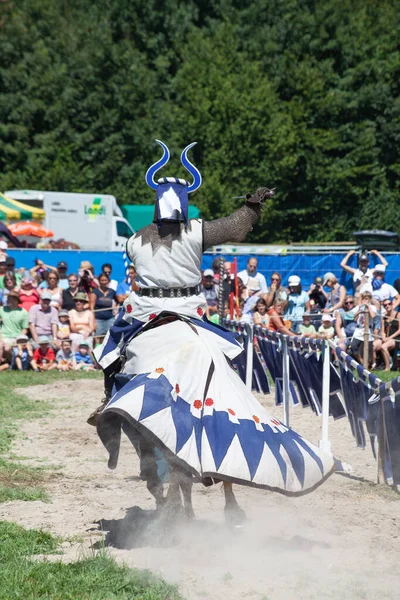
(0, 193), (45, 221)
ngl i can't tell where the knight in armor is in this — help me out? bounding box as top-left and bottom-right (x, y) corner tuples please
(90, 140), (335, 506)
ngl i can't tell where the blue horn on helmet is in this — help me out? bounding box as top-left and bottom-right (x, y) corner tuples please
(181, 142), (202, 193)
(145, 140), (170, 190)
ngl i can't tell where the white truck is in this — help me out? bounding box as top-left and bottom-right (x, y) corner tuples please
(5, 190), (135, 251)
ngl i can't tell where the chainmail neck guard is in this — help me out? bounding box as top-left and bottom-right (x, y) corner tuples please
(132, 221), (193, 255)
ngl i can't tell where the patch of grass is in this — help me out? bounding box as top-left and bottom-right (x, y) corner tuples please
(373, 369), (399, 383)
(0, 521), (183, 600)
(0, 371), (99, 502)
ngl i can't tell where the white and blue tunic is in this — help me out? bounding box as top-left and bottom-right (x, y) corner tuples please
(95, 218), (335, 495)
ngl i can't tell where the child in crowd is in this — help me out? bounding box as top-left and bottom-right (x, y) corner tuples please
(33, 335), (57, 371)
(298, 313), (317, 338)
(318, 314), (335, 340)
(11, 334), (38, 371)
(56, 309), (71, 346)
(74, 341), (96, 371)
(56, 338), (76, 371)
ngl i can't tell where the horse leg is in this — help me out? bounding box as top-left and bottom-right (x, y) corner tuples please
(223, 481), (246, 527)
(178, 470), (195, 519)
(138, 437), (165, 510)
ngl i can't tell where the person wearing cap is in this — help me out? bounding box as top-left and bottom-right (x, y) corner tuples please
(0, 290), (29, 359)
(33, 335), (57, 371)
(74, 340), (96, 371)
(201, 269), (218, 314)
(317, 314), (335, 340)
(56, 309), (71, 347)
(340, 249), (387, 294)
(284, 275), (310, 332)
(0, 240), (8, 251)
(237, 257), (268, 295)
(69, 291), (96, 351)
(28, 292), (59, 345)
(11, 334), (37, 371)
(19, 276), (40, 312)
(322, 273), (346, 314)
(370, 264), (400, 306)
(56, 261), (69, 290)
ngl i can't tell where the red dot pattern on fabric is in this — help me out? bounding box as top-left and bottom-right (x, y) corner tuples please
(228, 408), (236, 416)
(205, 398), (214, 406)
(126, 304), (132, 313)
(193, 400), (202, 410)
(197, 307), (203, 316)
(175, 384), (180, 394)
(253, 415), (260, 423)
(155, 367), (165, 373)
(149, 313), (157, 320)
(271, 418), (280, 426)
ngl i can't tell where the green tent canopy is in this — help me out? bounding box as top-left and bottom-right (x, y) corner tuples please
(120, 204), (200, 231)
(0, 192), (45, 221)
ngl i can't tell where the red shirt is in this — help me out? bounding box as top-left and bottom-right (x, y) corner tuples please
(33, 346), (55, 365)
(19, 289), (40, 312)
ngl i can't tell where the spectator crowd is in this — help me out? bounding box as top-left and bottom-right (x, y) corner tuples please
(202, 251), (400, 372)
(1, 243), (400, 375)
(0, 247), (138, 373)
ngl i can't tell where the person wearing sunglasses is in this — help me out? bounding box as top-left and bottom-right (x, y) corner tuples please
(264, 272), (287, 309)
(39, 272), (63, 310)
(373, 300), (400, 371)
(334, 296), (357, 352)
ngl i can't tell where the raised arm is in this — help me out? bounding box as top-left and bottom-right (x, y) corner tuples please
(370, 249), (388, 267)
(340, 250), (357, 275)
(202, 188), (274, 250)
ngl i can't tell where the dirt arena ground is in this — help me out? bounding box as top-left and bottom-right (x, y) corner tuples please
(1, 379), (400, 600)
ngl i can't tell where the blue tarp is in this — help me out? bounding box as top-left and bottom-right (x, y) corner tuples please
(6, 249), (400, 291)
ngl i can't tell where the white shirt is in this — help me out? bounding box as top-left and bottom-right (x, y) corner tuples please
(353, 268), (373, 284)
(352, 304), (377, 341)
(372, 283), (398, 303)
(237, 270), (268, 293)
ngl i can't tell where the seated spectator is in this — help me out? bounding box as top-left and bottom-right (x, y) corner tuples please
(201, 268), (218, 317)
(350, 290), (378, 367)
(74, 340), (96, 371)
(69, 292), (96, 351)
(307, 276), (327, 312)
(298, 313), (317, 338)
(371, 264), (400, 307)
(33, 335), (57, 371)
(0, 272), (19, 306)
(341, 249), (387, 295)
(56, 339), (76, 371)
(3, 256), (22, 287)
(56, 309), (71, 346)
(284, 275), (310, 332)
(39, 272), (63, 310)
(268, 299), (295, 336)
(322, 273), (346, 313)
(116, 264), (138, 305)
(211, 256), (223, 283)
(222, 262), (235, 306)
(253, 298), (270, 328)
(0, 256), (7, 288)
(11, 334), (37, 371)
(62, 273), (84, 311)
(0, 290), (29, 358)
(334, 296), (358, 352)
(19, 277), (40, 312)
(101, 263), (118, 292)
(29, 292), (59, 346)
(238, 257), (268, 294)
(317, 314), (335, 340)
(89, 273), (117, 346)
(374, 300), (400, 371)
(263, 272), (287, 308)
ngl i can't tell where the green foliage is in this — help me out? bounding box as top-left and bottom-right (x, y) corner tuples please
(1, 0), (400, 241)
(0, 521), (183, 599)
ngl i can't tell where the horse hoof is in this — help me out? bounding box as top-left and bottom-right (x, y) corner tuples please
(184, 505), (195, 520)
(224, 505), (247, 528)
